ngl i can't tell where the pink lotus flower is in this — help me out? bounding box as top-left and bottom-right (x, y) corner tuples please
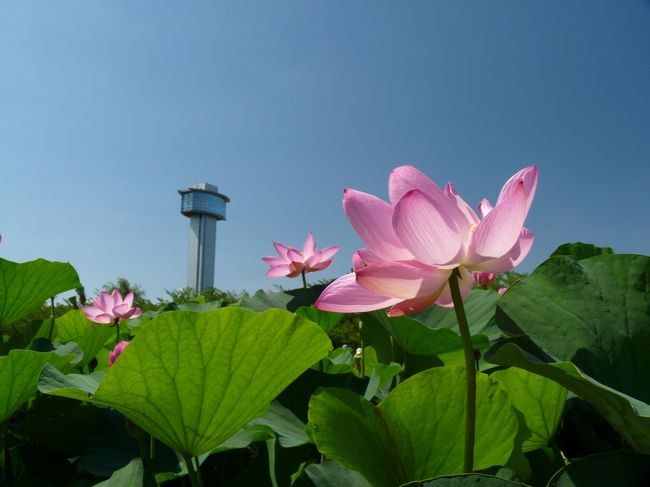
(472, 272), (496, 287)
(316, 165), (537, 316)
(109, 340), (130, 366)
(262, 232), (340, 278)
(82, 290), (142, 324)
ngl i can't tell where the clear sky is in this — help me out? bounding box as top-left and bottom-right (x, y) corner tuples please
(1, 1), (649, 301)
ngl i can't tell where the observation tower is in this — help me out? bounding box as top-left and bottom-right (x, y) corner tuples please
(178, 183), (230, 293)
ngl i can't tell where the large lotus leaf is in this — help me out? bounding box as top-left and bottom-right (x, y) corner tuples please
(251, 400), (310, 448)
(0, 258), (82, 328)
(54, 310), (114, 368)
(38, 364), (105, 401)
(413, 289), (501, 339)
(491, 368), (567, 452)
(361, 312), (490, 377)
(363, 349), (403, 401)
(296, 306), (342, 333)
(497, 254), (650, 404)
(93, 458), (143, 487)
(68, 307), (331, 457)
(0, 349), (74, 423)
(401, 474), (530, 486)
(298, 461), (373, 487)
(212, 424), (275, 453)
(549, 242), (614, 260)
(487, 342), (650, 452)
(546, 450), (650, 487)
(370, 311), (491, 356)
(0, 320), (49, 354)
(175, 300), (223, 312)
(308, 366), (521, 487)
(74, 410), (178, 479)
(238, 285), (326, 312)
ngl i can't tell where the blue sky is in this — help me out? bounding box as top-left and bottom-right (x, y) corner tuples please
(1, 1), (649, 301)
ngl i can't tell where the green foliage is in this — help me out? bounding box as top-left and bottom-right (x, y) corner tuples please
(295, 306), (342, 334)
(493, 271), (528, 291)
(0, 258), (81, 328)
(53, 310), (114, 368)
(546, 451), (650, 486)
(297, 461), (373, 487)
(308, 367), (522, 487)
(39, 364), (105, 401)
(0, 349), (74, 424)
(238, 285), (327, 312)
(550, 242), (614, 260)
(161, 286), (248, 307)
(413, 289), (502, 340)
(3, 245), (650, 485)
(402, 474), (530, 486)
(495, 254), (650, 403)
(486, 342), (650, 453)
(491, 368), (568, 452)
(93, 458), (144, 486)
(44, 307), (332, 457)
(359, 311), (490, 377)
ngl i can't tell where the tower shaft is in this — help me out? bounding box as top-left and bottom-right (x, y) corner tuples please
(179, 182), (229, 294)
(187, 214), (217, 293)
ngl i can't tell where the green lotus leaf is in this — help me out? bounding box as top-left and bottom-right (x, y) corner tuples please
(0, 258), (82, 328)
(54, 310), (114, 368)
(549, 242), (614, 260)
(546, 450), (650, 487)
(93, 458), (143, 487)
(296, 306), (342, 333)
(413, 289), (502, 339)
(486, 342), (650, 452)
(370, 311), (490, 356)
(38, 364), (105, 401)
(251, 400), (310, 448)
(300, 461), (373, 487)
(401, 473), (530, 486)
(0, 349), (74, 424)
(497, 254), (650, 404)
(238, 285), (326, 312)
(61, 307), (331, 457)
(308, 366), (521, 487)
(491, 367), (567, 452)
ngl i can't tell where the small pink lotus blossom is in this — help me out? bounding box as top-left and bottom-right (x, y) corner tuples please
(82, 290), (142, 324)
(498, 287), (508, 295)
(109, 340), (130, 366)
(262, 232), (340, 278)
(316, 165), (537, 316)
(472, 272), (496, 287)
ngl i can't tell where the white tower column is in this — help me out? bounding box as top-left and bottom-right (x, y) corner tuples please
(179, 183), (229, 294)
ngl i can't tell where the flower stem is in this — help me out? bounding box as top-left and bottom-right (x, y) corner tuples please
(184, 454), (203, 487)
(2, 423), (13, 486)
(301, 271), (307, 289)
(150, 435), (156, 460)
(47, 297), (55, 341)
(448, 268), (476, 473)
(114, 319), (120, 346)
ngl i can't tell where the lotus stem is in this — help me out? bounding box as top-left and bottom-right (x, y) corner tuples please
(301, 270), (307, 289)
(194, 456), (204, 484)
(114, 319), (120, 346)
(47, 297), (55, 341)
(449, 268), (476, 473)
(2, 423), (12, 486)
(150, 435), (155, 460)
(184, 454), (203, 487)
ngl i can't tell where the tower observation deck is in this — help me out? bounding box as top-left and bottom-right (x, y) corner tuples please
(178, 183), (230, 293)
